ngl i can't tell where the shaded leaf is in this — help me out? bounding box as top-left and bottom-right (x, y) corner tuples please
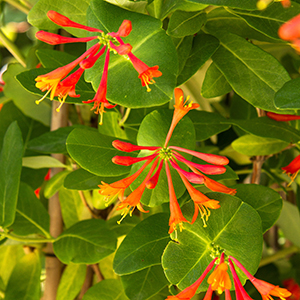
(113, 213), (170, 275)
(22, 156), (67, 169)
(53, 219), (117, 264)
(0, 122), (23, 227)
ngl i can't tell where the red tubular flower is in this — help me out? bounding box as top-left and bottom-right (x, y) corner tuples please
(112, 153), (158, 166)
(117, 157), (160, 220)
(127, 51), (162, 92)
(165, 161), (189, 234)
(35, 43), (100, 103)
(103, 88), (234, 228)
(164, 88), (200, 147)
(283, 279), (300, 300)
(207, 253), (232, 294)
(165, 258), (218, 300)
(267, 112), (300, 122)
(35, 31), (98, 45)
(172, 152), (226, 175)
(112, 140), (160, 152)
(47, 10), (103, 32)
(278, 14), (300, 41)
(281, 0), (291, 7)
(229, 256), (292, 300)
(109, 20), (132, 37)
(98, 158), (153, 203)
(82, 49), (116, 125)
(282, 155), (300, 182)
(109, 42), (132, 55)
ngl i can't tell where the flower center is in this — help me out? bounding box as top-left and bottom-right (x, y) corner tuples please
(159, 148), (173, 160)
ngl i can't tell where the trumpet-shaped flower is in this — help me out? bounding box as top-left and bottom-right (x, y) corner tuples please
(279, 14), (300, 41)
(35, 11), (162, 122)
(282, 155), (300, 182)
(267, 112), (300, 122)
(127, 52), (162, 92)
(102, 88), (235, 232)
(229, 256), (292, 300)
(166, 258), (218, 300)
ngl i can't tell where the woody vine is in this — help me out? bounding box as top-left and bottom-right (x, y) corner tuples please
(0, 0), (300, 300)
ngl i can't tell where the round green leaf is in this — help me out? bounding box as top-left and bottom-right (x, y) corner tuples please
(82, 279), (128, 300)
(274, 77), (300, 109)
(233, 184), (283, 233)
(53, 219), (117, 264)
(66, 128), (133, 176)
(232, 134), (289, 156)
(113, 213), (170, 275)
(130, 109), (196, 207)
(85, 0), (178, 108)
(162, 194), (263, 291)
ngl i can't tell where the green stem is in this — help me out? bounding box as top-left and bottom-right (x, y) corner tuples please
(259, 246), (300, 267)
(0, 29), (26, 67)
(119, 108), (131, 126)
(4, 0), (31, 14)
(2, 233), (55, 243)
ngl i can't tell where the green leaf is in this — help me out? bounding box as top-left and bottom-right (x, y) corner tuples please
(233, 184), (282, 233)
(66, 128), (132, 176)
(186, 0), (257, 9)
(162, 195), (263, 291)
(58, 187), (89, 228)
(2, 64), (51, 126)
(53, 219), (117, 264)
(232, 134), (290, 156)
(167, 11), (206, 37)
(0, 245), (25, 286)
(81, 279), (128, 300)
(228, 2), (300, 41)
(28, 0), (91, 37)
(188, 110), (231, 141)
(177, 33), (219, 85)
(205, 8), (277, 43)
(201, 62), (232, 98)
(0, 121), (23, 227)
(113, 213), (170, 275)
(173, 36), (193, 74)
(107, 215), (140, 238)
(226, 117), (300, 143)
(85, 0), (178, 108)
(211, 31), (291, 113)
(57, 264), (86, 300)
(9, 182), (50, 237)
(274, 77), (300, 109)
(44, 170), (70, 198)
(121, 265), (168, 300)
(28, 126), (83, 154)
(22, 156), (67, 169)
(5, 252), (41, 300)
(63, 168), (127, 190)
(131, 109), (195, 207)
(276, 201), (300, 248)
(0, 101), (49, 155)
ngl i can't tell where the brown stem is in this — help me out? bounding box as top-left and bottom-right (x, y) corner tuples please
(91, 264), (104, 282)
(78, 265), (94, 299)
(78, 191), (100, 219)
(42, 102), (68, 300)
(251, 155), (266, 184)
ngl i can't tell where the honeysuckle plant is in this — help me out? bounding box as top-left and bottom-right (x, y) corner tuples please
(1, 0), (300, 300)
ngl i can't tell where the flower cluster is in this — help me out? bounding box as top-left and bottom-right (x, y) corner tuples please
(166, 253), (292, 300)
(279, 14), (300, 53)
(34, 11), (162, 124)
(99, 88), (236, 234)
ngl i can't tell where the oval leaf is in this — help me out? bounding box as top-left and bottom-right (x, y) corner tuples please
(162, 194), (263, 291)
(22, 156), (66, 169)
(53, 219), (117, 264)
(232, 134), (289, 156)
(0, 121), (23, 227)
(113, 213), (170, 275)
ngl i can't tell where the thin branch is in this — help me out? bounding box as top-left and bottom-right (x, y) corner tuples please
(259, 245), (300, 267)
(91, 264), (104, 282)
(0, 29), (26, 67)
(78, 190), (100, 219)
(78, 265), (93, 300)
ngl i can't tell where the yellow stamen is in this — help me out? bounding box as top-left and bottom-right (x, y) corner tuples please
(35, 89), (51, 105)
